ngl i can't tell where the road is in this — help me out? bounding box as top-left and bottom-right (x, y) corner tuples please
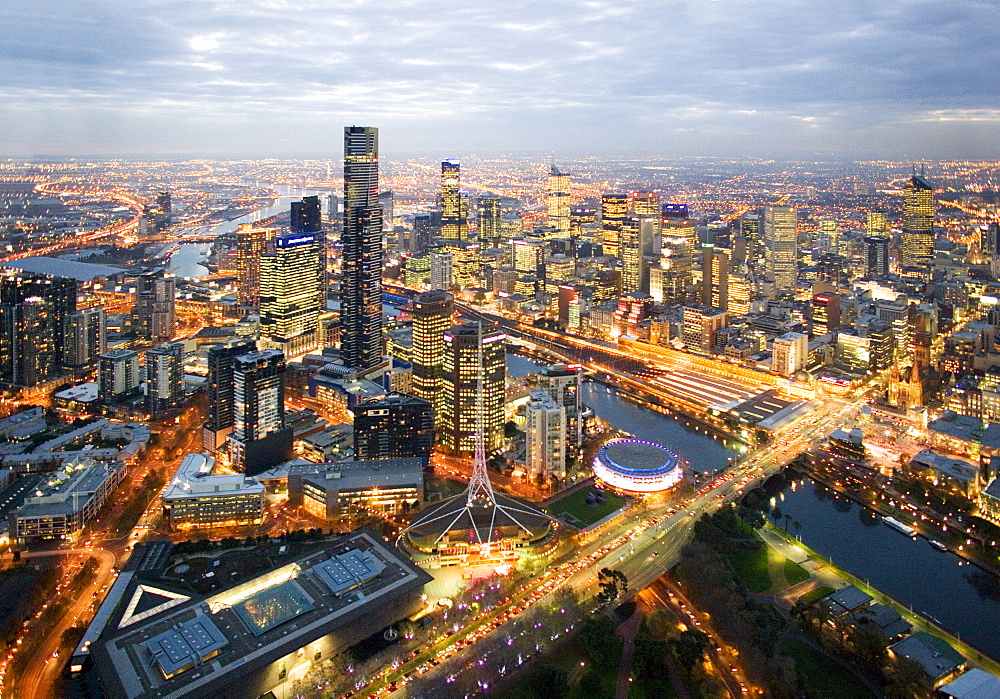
(15, 547), (118, 699)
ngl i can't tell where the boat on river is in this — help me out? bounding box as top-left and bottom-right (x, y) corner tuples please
(928, 538), (948, 551)
(883, 516), (917, 537)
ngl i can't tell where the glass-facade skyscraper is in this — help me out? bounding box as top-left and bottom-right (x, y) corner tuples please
(440, 159), (466, 240)
(901, 173), (934, 267)
(342, 126), (383, 371)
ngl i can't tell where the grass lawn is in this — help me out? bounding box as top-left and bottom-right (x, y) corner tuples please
(628, 674), (679, 699)
(784, 557), (810, 586)
(731, 539), (810, 594)
(797, 585), (836, 605)
(781, 639), (876, 699)
(730, 545), (773, 593)
(545, 487), (628, 528)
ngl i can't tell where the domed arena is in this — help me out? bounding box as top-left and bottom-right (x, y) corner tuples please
(592, 438), (684, 494)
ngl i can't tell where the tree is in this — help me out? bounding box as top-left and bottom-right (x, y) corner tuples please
(884, 655), (931, 699)
(533, 665), (568, 698)
(597, 567), (628, 605)
(771, 505), (783, 525)
(671, 628), (711, 672)
(579, 616), (618, 666)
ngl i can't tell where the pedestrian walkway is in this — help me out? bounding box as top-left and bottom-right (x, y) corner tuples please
(615, 605), (642, 699)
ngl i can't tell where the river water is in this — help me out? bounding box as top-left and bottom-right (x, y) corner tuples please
(769, 475), (1000, 660)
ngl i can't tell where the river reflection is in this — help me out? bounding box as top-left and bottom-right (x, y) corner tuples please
(763, 473), (1000, 660)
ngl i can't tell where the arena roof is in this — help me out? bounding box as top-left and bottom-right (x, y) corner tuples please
(2, 256), (125, 281)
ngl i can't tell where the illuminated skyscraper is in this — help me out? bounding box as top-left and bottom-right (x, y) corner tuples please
(619, 216), (642, 293)
(227, 349), (292, 475)
(601, 193), (628, 257)
(260, 232), (321, 356)
(342, 126), (383, 371)
(98, 349), (140, 402)
(478, 196), (502, 245)
(536, 363), (583, 449)
(901, 173), (934, 266)
(236, 224), (273, 307)
(440, 159), (466, 240)
(547, 165), (571, 234)
(866, 210), (888, 237)
(763, 205), (798, 291)
(354, 393), (433, 462)
(440, 323), (505, 455)
(410, 290), (453, 425)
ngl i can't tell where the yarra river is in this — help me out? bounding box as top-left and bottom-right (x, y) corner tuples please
(509, 352), (1000, 660)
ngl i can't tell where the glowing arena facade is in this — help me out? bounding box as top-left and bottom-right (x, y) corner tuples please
(593, 438), (684, 494)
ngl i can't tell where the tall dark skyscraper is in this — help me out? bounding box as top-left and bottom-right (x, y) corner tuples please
(478, 196), (501, 245)
(865, 236), (890, 277)
(290, 195), (322, 233)
(901, 173), (934, 267)
(133, 270), (175, 343)
(342, 126), (383, 371)
(145, 341), (185, 415)
(227, 349), (293, 475)
(203, 338), (257, 451)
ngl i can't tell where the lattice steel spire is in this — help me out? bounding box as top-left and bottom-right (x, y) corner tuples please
(466, 321), (495, 509)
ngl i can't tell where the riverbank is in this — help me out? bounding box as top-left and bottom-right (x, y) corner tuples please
(764, 523), (1000, 675)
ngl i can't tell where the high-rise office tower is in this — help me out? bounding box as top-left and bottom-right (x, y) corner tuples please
(525, 390), (566, 482)
(601, 194), (628, 257)
(133, 270), (175, 343)
(763, 205), (798, 291)
(901, 173), (934, 267)
(982, 221), (1000, 260)
(662, 216), (697, 250)
(145, 341), (185, 415)
(0, 270), (76, 386)
(547, 165), (571, 234)
(726, 269), (752, 316)
(227, 349), (292, 475)
(353, 393), (434, 462)
(98, 348), (140, 402)
(62, 307), (106, 370)
(740, 213), (762, 261)
(632, 191), (661, 243)
(570, 203), (598, 236)
(410, 290), (453, 425)
(342, 126), (383, 371)
(290, 195), (322, 233)
(866, 210), (888, 237)
(701, 245), (730, 311)
(535, 363), (583, 449)
(429, 250), (454, 290)
(203, 338), (258, 451)
(260, 231), (321, 356)
(440, 323), (505, 455)
(236, 224), (273, 307)
(440, 159), (466, 240)
(619, 215), (642, 293)
(650, 235), (691, 305)
(865, 236), (890, 277)
(478, 197), (502, 245)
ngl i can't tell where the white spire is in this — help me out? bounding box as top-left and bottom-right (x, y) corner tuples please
(466, 321), (495, 508)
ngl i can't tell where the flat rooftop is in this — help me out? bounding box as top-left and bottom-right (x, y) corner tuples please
(92, 529), (432, 699)
(2, 256), (125, 281)
(291, 457), (425, 492)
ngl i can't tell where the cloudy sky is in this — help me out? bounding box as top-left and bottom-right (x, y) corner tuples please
(2, 0), (998, 159)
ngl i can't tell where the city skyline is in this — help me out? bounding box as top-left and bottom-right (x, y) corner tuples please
(2, 1), (998, 159)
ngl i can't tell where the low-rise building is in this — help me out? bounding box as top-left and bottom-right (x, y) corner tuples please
(10, 457), (128, 543)
(162, 453), (266, 529)
(888, 631), (966, 688)
(908, 450), (983, 498)
(287, 458), (424, 519)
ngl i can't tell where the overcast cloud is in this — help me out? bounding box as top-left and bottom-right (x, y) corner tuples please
(1, 0), (997, 158)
